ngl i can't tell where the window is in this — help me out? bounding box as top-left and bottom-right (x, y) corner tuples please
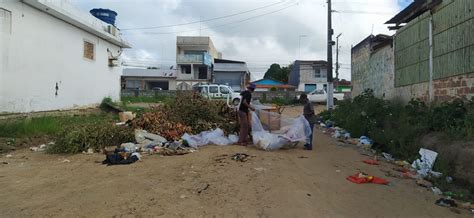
(181, 65), (191, 74)
(220, 86), (229, 94)
(184, 50), (205, 55)
(209, 86), (218, 93)
(314, 68), (321, 78)
(83, 41), (95, 60)
(0, 8), (12, 34)
(125, 80), (141, 89)
(321, 69), (327, 78)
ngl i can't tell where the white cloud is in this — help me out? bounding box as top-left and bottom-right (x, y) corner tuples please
(73, 0), (403, 80)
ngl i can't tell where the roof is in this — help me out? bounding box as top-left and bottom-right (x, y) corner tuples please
(122, 68), (177, 78)
(214, 58), (245, 64)
(255, 84), (296, 89)
(253, 79), (284, 85)
(385, 0), (442, 27)
(352, 34), (393, 52)
(23, 0), (131, 48)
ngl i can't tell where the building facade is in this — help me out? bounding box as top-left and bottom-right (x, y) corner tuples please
(175, 36), (219, 90)
(0, 0), (130, 113)
(288, 60), (328, 92)
(122, 69), (177, 90)
(213, 58), (250, 92)
(386, 0), (474, 102)
(351, 34), (395, 99)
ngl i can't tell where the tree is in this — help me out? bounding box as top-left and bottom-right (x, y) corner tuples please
(263, 63), (293, 83)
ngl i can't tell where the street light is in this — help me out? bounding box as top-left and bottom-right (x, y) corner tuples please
(298, 35), (307, 59)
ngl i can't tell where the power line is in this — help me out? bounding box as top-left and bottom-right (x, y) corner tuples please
(123, 3), (298, 35)
(121, 1), (287, 30)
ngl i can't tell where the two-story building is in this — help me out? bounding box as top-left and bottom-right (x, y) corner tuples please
(288, 60), (328, 92)
(213, 58), (250, 92)
(1, 0), (130, 113)
(175, 36), (220, 90)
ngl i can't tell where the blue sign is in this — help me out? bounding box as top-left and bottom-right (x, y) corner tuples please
(203, 52), (212, 67)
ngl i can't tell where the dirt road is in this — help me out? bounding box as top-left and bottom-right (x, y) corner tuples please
(0, 107), (468, 217)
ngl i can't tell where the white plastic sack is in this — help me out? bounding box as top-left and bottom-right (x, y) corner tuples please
(182, 128), (232, 148)
(251, 110), (311, 151)
(412, 148), (438, 178)
(135, 129), (167, 144)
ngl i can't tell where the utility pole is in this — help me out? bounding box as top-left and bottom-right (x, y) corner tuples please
(335, 33), (342, 85)
(327, 0), (335, 110)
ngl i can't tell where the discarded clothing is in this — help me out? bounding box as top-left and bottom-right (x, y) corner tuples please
(435, 198), (457, 208)
(102, 152), (140, 166)
(232, 153), (251, 162)
(346, 173), (389, 185)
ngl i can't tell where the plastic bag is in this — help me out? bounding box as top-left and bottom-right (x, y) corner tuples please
(182, 128), (232, 148)
(412, 148), (438, 178)
(135, 129), (167, 144)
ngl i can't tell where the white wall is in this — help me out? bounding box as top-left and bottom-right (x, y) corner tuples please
(0, 1), (124, 113)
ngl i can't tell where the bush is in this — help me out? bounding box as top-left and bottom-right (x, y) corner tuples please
(321, 89), (473, 161)
(48, 123), (134, 154)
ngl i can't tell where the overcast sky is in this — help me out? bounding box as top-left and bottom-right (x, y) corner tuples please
(73, 0), (412, 81)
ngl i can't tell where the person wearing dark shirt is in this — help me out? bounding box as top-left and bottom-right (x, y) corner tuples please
(237, 83), (256, 146)
(300, 93), (316, 150)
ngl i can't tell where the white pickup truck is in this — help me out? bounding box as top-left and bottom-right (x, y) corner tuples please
(303, 89), (344, 104)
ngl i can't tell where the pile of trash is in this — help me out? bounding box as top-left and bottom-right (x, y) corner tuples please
(318, 120), (374, 150)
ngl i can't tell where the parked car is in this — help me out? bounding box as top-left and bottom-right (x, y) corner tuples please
(298, 89), (344, 104)
(151, 87), (163, 91)
(193, 84), (241, 105)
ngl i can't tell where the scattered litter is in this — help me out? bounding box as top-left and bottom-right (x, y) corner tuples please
(87, 148), (94, 154)
(382, 152), (394, 161)
(232, 153), (251, 162)
(121, 142), (138, 153)
(346, 172), (389, 185)
(115, 122), (126, 126)
(435, 198), (457, 208)
(197, 184), (210, 194)
(135, 129), (167, 145)
(412, 148), (438, 178)
(6, 154), (12, 158)
(119, 111), (135, 122)
(180, 194), (186, 199)
(431, 187), (442, 195)
(298, 156), (308, 159)
(443, 191), (465, 199)
(182, 128), (234, 147)
(307, 193), (311, 197)
(359, 136), (373, 145)
(336, 170), (341, 173)
(102, 150), (140, 166)
(2, 162), (8, 165)
(254, 167), (266, 172)
(445, 176), (453, 183)
(395, 160), (411, 167)
(363, 159), (379, 165)
(416, 179), (433, 188)
(430, 171), (443, 178)
(62, 159), (71, 163)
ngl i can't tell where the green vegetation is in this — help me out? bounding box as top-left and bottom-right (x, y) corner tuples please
(0, 113), (115, 139)
(263, 63), (293, 83)
(320, 89), (474, 161)
(48, 123), (134, 154)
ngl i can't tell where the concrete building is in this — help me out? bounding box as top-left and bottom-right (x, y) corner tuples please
(351, 34), (395, 99)
(175, 36), (219, 90)
(0, 0), (130, 113)
(213, 58), (250, 92)
(385, 0), (474, 102)
(288, 60), (328, 92)
(122, 68), (177, 90)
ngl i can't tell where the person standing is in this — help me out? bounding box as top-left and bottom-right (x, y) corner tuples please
(237, 83), (256, 146)
(299, 94), (316, 150)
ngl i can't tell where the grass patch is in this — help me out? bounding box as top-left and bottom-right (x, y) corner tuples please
(0, 113), (115, 139)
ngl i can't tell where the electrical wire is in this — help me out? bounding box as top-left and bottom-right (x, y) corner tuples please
(121, 1), (287, 30)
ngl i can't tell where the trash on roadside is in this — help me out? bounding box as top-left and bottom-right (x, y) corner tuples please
(120, 142), (138, 153)
(62, 159), (71, 163)
(119, 111), (135, 122)
(197, 183), (210, 194)
(254, 167), (266, 172)
(182, 128), (235, 148)
(6, 154), (12, 158)
(443, 191), (465, 199)
(363, 159), (380, 165)
(346, 172), (389, 185)
(232, 153), (251, 162)
(135, 129), (167, 145)
(431, 187), (443, 195)
(382, 152), (395, 161)
(416, 178), (433, 188)
(2, 162), (9, 165)
(445, 176), (453, 183)
(102, 149), (141, 166)
(412, 148), (438, 178)
(435, 198), (457, 208)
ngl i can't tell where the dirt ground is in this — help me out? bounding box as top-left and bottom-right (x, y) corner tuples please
(0, 107), (470, 217)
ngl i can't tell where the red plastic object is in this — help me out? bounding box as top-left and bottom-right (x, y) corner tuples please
(347, 173), (389, 185)
(363, 159), (380, 165)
